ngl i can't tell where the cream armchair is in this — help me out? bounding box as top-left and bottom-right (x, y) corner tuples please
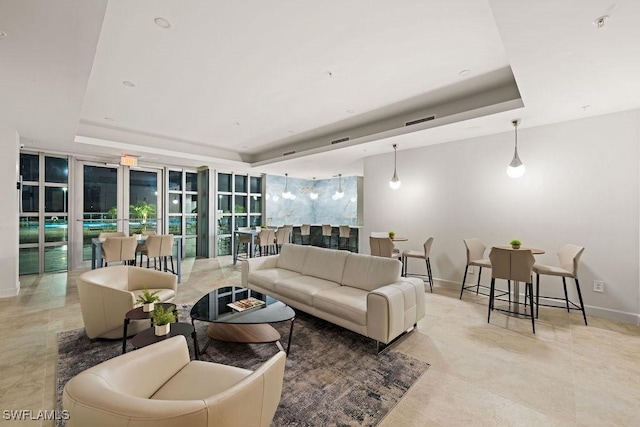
(77, 265), (178, 339)
(63, 336), (286, 427)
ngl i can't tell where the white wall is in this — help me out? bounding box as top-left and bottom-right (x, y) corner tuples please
(363, 109), (640, 324)
(0, 126), (20, 297)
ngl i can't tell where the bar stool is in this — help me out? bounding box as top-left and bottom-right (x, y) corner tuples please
(369, 236), (400, 259)
(299, 224), (311, 245)
(139, 234), (162, 269)
(321, 224), (333, 248)
(338, 226), (351, 250)
(459, 238), (492, 299)
(401, 236), (434, 292)
(533, 244), (587, 325)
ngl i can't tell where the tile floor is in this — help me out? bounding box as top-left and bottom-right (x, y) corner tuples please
(1, 257), (639, 426)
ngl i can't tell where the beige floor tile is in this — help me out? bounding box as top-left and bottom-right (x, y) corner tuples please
(1, 256), (639, 427)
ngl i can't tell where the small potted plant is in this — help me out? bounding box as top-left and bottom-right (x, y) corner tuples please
(388, 231), (396, 239)
(136, 288), (160, 312)
(152, 305), (176, 336)
(510, 239), (522, 250)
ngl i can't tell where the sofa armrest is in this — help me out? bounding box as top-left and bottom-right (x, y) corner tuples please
(366, 280), (426, 344)
(241, 256), (279, 288)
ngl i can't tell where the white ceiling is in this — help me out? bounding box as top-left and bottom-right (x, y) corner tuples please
(2, 0), (640, 179)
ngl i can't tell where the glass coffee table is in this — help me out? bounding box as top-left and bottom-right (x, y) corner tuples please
(190, 286), (296, 355)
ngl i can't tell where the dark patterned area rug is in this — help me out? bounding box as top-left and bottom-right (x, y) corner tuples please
(57, 307), (429, 426)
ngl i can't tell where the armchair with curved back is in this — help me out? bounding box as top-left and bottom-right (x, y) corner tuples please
(77, 266), (177, 339)
(63, 336), (286, 427)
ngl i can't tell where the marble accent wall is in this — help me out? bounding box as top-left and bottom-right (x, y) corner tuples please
(265, 175), (358, 226)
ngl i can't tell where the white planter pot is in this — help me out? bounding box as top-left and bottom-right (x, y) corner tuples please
(155, 323), (170, 336)
(143, 302), (155, 312)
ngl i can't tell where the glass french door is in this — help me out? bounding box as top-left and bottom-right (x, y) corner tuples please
(74, 162), (162, 268)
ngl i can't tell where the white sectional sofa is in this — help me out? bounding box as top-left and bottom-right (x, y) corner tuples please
(242, 243), (425, 349)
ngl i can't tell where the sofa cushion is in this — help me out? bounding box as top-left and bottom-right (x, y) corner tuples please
(301, 246), (349, 283)
(313, 287), (368, 326)
(341, 253), (402, 291)
(275, 244), (309, 272)
(248, 268), (302, 293)
(275, 275), (340, 306)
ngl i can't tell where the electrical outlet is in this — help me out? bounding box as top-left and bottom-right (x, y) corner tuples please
(593, 280), (604, 293)
(468, 266), (474, 274)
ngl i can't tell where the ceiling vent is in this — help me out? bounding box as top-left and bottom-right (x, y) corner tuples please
(330, 136), (350, 145)
(283, 150), (296, 156)
(405, 115), (436, 127)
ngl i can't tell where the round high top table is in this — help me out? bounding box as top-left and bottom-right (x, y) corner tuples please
(495, 246), (545, 314)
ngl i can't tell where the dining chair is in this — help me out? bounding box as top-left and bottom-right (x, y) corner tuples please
(321, 224), (334, 248)
(138, 234), (162, 269)
(369, 236), (400, 259)
(135, 231), (156, 265)
(235, 227), (252, 261)
(533, 244), (587, 325)
(459, 238), (492, 299)
(102, 236), (137, 267)
(275, 227), (292, 253)
(98, 231), (126, 239)
(257, 229), (276, 256)
(402, 236), (434, 292)
(299, 224), (311, 245)
(338, 226), (352, 251)
(488, 247), (536, 333)
(159, 234), (175, 273)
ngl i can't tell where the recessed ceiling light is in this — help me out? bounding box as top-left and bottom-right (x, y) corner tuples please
(241, 146), (248, 149)
(0, 31), (7, 38)
(581, 105), (591, 110)
(154, 17), (172, 29)
(235, 122), (241, 126)
(122, 81), (136, 87)
(288, 130), (296, 134)
(458, 69), (471, 77)
(104, 117), (115, 121)
(327, 71), (334, 77)
(346, 110), (355, 114)
(466, 125), (482, 130)
(593, 15), (609, 28)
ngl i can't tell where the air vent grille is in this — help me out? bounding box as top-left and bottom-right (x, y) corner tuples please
(283, 150), (296, 156)
(330, 136), (350, 145)
(405, 115), (436, 127)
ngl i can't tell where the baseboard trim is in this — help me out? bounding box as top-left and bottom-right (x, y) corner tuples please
(0, 280), (20, 298)
(431, 277), (640, 325)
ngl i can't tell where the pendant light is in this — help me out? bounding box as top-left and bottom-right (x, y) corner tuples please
(507, 119), (525, 178)
(309, 177), (318, 200)
(282, 173), (292, 199)
(333, 174), (344, 200)
(389, 144), (401, 189)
